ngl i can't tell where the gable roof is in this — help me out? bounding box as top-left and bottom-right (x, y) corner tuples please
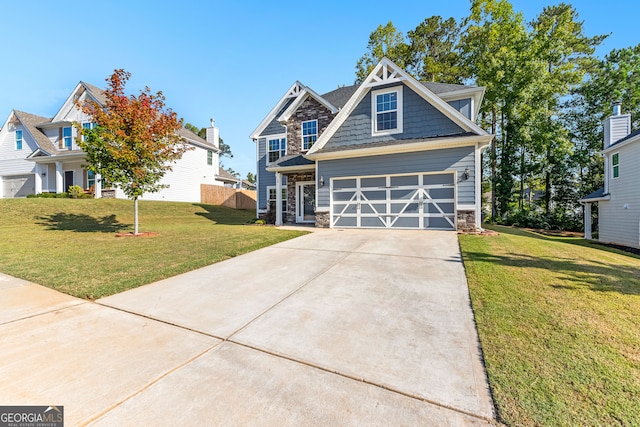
(278, 87), (338, 122)
(176, 127), (219, 151)
(13, 110), (58, 155)
(306, 57), (490, 157)
(250, 81), (305, 139)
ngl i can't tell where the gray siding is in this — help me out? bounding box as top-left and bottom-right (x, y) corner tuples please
(317, 146), (475, 207)
(325, 83), (464, 151)
(257, 137), (286, 210)
(260, 97), (295, 137)
(447, 98), (472, 120)
(599, 142), (640, 248)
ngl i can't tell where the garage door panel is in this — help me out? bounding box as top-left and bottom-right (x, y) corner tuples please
(391, 217), (420, 228)
(427, 188), (455, 199)
(361, 177), (386, 187)
(331, 173), (457, 230)
(423, 174), (454, 185)
(361, 216), (387, 227)
(361, 190), (386, 201)
(391, 203), (419, 214)
(391, 175), (418, 186)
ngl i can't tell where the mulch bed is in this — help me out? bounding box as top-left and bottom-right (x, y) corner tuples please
(592, 241), (640, 256)
(458, 229), (499, 236)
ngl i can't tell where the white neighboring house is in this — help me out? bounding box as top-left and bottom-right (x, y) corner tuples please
(0, 81), (225, 202)
(580, 103), (640, 249)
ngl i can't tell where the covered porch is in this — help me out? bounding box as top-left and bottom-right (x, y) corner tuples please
(28, 151), (105, 197)
(579, 187), (609, 240)
(266, 154), (316, 226)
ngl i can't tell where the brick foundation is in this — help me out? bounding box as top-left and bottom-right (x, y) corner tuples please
(456, 210), (476, 232)
(315, 211), (330, 228)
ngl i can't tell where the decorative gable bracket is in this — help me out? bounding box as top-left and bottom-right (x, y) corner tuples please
(286, 82), (305, 99)
(365, 63), (406, 88)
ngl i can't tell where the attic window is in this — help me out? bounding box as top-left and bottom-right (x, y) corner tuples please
(15, 130), (23, 150)
(371, 86), (403, 136)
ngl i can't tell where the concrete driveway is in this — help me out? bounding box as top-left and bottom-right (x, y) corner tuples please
(0, 229), (495, 426)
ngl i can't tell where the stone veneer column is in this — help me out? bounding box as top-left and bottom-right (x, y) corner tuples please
(456, 210), (477, 232)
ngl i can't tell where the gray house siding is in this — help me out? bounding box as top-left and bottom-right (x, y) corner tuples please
(325, 83), (465, 151)
(317, 146), (475, 208)
(447, 98), (472, 120)
(261, 119), (287, 137)
(257, 137), (278, 210)
(599, 142), (640, 248)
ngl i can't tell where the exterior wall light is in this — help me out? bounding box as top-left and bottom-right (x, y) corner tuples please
(319, 176), (325, 187)
(462, 168), (470, 180)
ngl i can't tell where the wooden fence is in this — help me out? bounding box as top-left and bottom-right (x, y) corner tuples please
(200, 184), (256, 210)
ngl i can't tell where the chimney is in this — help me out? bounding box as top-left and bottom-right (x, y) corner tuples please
(603, 102), (631, 149)
(206, 118), (220, 150)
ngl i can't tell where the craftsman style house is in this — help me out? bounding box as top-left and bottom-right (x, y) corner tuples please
(581, 103), (640, 248)
(0, 82), (224, 202)
(250, 58), (493, 230)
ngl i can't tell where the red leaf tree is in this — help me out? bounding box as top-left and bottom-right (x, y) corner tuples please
(76, 69), (191, 234)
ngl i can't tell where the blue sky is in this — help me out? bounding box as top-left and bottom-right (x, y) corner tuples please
(1, 1), (638, 178)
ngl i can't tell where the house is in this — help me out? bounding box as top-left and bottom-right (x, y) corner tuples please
(216, 168), (256, 190)
(580, 103), (640, 249)
(250, 58), (493, 230)
(0, 82), (224, 202)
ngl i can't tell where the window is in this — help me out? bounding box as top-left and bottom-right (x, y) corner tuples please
(268, 137), (286, 163)
(371, 86), (403, 135)
(15, 129), (23, 150)
(302, 120), (317, 150)
(81, 122), (96, 141)
(612, 152), (620, 178)
(87, 170), (106, 190)
(207, 150), (213, 165)
(267, 185), (287, 213)
(63, 127), (72, 149)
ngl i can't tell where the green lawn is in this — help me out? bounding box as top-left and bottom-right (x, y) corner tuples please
(0, 198), (306, 299)
(459, 225), (640, 426)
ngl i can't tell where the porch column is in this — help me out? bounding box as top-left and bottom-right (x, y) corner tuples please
(55, 161), (63, 193)
(583, 203), (592, 240)
(95, 173), (102, 198)
(275, 172), (283, 226)
(34, 163), (42, 194)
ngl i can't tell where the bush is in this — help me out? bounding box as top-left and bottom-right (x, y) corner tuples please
(68, 185), (84, 199)
(27, 192), (70, 198)
(494, 207), (582, 232)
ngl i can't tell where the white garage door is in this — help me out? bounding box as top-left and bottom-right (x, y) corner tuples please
(2, 174), (35, 198)
(331, 172), (456, 230)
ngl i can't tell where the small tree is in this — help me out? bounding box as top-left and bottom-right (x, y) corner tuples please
(76, 69), (191, 235)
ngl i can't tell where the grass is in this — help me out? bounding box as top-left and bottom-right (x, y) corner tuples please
(459, 225), (640, 426)
(0, 198), (306, 299)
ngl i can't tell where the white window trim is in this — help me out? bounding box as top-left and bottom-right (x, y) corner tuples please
(266, 185), (287, 212)
(301, 119), (318, 151)
(612, 152), (620, 179)
(266, 133), (287, 164)
(371, 86), (403, 136)
(207, 149), (213, 165)
(63, 126), (73, 149)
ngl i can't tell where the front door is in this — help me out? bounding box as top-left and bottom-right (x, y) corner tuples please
(296, 181), (316, 223)
(64, 171), (74, 192)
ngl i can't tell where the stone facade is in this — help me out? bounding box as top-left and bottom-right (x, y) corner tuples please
(285, 171), (315, 223)
(315, 211), (330, 228)
(284, 97), (335, 156)
(456, 210), (476, 232)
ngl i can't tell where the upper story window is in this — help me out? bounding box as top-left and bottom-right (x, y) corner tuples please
(612, 152), (620, 178)
(63, 127), (73, 149)
(81, 122), (96, 141)
(268, 137), (286, 163)
(371, 86), (403, 136)
(15, 129), (23, 150)
(207, 150), (213, 165)
(302, 120), (317, 151)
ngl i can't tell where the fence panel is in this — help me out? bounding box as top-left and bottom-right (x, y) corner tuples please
(200, 184), (256, 210)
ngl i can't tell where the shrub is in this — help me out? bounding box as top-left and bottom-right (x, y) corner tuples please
(68, 185), (84, 199)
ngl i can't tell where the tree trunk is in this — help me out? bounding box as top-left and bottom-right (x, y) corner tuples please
(491, 107), (497, 219)
(134, 197), (139, 235)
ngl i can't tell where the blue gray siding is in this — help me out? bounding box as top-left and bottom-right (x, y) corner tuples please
(317, 146), (475, 207)
(257, 137), (286, 210)
(448, 98), (472, 120)
(260, 97), (295, 137)
(325, 83), (464, 151)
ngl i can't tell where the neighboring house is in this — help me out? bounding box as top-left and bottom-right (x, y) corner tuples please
(0, 82), (224, 202)
(216, 168), (255, 190)
(580, 103), (640, 248)
(250, 58), (493, 230)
